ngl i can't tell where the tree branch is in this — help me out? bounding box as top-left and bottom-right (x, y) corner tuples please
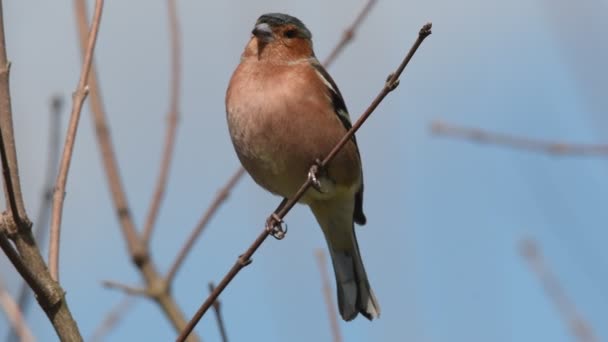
(520, 239), (598, 342)
(431, 120), (608, 156)
(48, 0), (105, 282)
(72, 1), (198, 339)
(0, 277), (34, 342)
(208, 283), (228, 342)
(89, 296), (136, 342)
(7, 95), (64, 342)
(315, 249), (342, 342)
(141, 0), (182, 245)
(176, 23), (433, 342)
(165, 167), (245, 284)
(322, 0), (378, 68)
(0, 1), (82, 340)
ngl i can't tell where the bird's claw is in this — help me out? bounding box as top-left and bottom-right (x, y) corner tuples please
(308, 159), (325, 193)
(266, 213), (287, 240)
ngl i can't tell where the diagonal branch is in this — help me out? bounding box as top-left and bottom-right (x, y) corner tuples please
(48, 0), (105, 281)
(89, 296), (137, 342)
(431, 120), (608, 156)
(72, 1), (198, 340)
(165, 167), (244, 284)
(141, 0), (182, 245)
(208, 283), (228, 342)
(520, 239), (598, 342)
(0, 277), (34, 342)
(176, 23), (433, 342)
(0, 1), (82, 340)
(323, 0), (378, 68)
(7, 95), (64, 342)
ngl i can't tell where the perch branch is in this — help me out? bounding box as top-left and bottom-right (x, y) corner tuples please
(176, 23), (433, 342)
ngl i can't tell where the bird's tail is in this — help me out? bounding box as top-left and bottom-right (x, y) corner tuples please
(310, 199), (380, 321)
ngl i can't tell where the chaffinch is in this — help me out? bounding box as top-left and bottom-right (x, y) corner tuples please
(225, 13), (380, 321)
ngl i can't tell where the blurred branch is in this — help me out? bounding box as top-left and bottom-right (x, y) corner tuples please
(102, 280), (148, 296)
(315, 249), (342, 342)
(208, 283), (228, 342)
(141, 0), (182, 245)
(165, 168), (245, 284)
(7, 95), (63, 342)
(0, 1), (82, 340)
(72, 0), (197, 340)
(323, 0), (378, 68)
(0, 277), (34, 342)
(431, 120), (608, 156)
(48, 0), (105, 281)
(177, 23), (433, 342)
(520, 239), (598, 342)
(89, 297), (136, 342)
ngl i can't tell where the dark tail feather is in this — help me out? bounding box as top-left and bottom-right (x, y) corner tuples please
(327, 230), (380, 321)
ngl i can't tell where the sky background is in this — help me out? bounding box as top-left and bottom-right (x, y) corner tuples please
(2, 0), (608, 341)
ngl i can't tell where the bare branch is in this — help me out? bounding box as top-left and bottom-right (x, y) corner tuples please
(323, 0), (378, 68)
(177, 23), (433, 342)
(0, 277), (34, 342)
(431, 120), (608, 156)
(315, 249), (342, 342)
(166, 168), (245, 284)
(89, 296), (136, 342)
(141, 0), (182, 244)
(48, 0), (105, 281)
(102, 281), (148, 296)
(208, 283), (228, 342)
(72, 1), (198, 339)
(520, 239), (598, 342)
(0, 1), (82, 340)
(8, 95), (63, 342)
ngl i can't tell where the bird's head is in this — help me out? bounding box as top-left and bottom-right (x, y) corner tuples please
(243, 13), (314, 63)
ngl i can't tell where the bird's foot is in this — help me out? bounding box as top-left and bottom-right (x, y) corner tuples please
(308, 159), (325, 193)
(266, 213), (288, 240)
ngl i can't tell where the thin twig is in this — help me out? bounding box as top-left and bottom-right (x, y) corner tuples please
(165, 168), (245, 284)
(323, 0), (378, 68)
(431, 121), (608, 156)
(0, 1), (82, 340)
(7, 96), (63, 342)
(89, 297), (136, 342)
(176, 23), (433, 342)
(73, 1), (198, 339)
(166, 4), (375, 285)
(141, 0), (182, 245)
(208, 283), (228, 342)
(102, 280), (148, 296)
(48, 0), (105, 281)
(315, 249), (343, 342)
(0, 277), (34, 342)
(520, 239), (598, 342)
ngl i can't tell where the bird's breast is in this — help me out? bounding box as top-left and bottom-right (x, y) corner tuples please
(225, 61), (361, 201)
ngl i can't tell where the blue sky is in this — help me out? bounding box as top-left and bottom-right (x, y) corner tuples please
(1, 0), (607, 341)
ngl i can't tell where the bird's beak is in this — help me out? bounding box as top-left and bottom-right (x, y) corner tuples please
(252, 23), (274, 43)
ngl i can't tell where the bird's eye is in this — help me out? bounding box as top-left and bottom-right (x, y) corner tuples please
(284, 29), (297, 38)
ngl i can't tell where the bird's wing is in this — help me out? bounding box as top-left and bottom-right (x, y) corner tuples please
(310, 60), (367, 225)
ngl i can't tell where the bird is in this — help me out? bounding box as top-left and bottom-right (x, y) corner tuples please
(225, 13), (380, 321)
